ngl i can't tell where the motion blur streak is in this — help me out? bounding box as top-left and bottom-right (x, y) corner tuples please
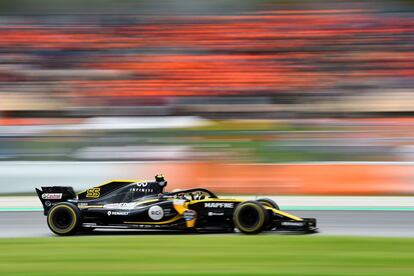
(1, 0), (414, 195)
(1, 4), (414, 105)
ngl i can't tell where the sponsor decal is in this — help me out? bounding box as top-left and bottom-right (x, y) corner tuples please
(86, 188), (100, 198)
(183, 210), (196, 221)
(163, 208), (173, 216)
(45, 201), (52, 207)
(41, 193), (62, 200)
(208, 212), (224, 216)
(281, 221), (305, 227)
(135, 182), (148, 187)
(130, 187), (154, 193)
(107, 211), (129, 216)
(148, 205), (164, 220)
(104, 203), (135, 209)
(204, 202), (234, 208)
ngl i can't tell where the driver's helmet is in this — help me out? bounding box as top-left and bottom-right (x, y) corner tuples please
(155, 174), (167, 187)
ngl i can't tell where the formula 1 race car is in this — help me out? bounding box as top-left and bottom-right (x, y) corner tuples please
(35, 175), (317, 235)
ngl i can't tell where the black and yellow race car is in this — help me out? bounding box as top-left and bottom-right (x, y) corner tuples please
(35, 175), (317, 236)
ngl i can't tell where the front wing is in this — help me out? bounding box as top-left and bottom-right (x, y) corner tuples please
(273, 218), (317, 232)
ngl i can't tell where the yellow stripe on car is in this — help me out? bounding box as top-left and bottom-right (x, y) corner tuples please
(135, 199), (160, 206)
(271, 208), (303, 221)
(78, 205), (104, 209)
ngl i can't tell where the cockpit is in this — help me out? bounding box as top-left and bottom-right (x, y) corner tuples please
(163, 188), (218, 201)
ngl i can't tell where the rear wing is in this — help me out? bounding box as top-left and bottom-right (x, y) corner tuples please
(35, 186), (77, 215)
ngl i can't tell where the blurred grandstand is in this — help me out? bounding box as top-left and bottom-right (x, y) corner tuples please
(0, 0), (414, 163)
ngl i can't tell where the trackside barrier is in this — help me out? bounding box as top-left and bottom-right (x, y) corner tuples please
(0, 162), (412, 195)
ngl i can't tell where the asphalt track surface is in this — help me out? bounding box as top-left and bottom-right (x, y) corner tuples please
(1, 210), (414, 238)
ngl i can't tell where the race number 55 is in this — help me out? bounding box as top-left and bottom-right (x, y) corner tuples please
(86, 188), (100, 198)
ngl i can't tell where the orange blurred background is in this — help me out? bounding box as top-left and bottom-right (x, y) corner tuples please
(0, 0), (414, 194)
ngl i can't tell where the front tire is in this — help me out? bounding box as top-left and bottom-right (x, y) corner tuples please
(47, 203), (81, 236)
(233, 201), (269, 234)
(257, 198), (280, 210)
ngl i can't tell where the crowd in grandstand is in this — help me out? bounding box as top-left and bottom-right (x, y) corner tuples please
(0, 5), (413, 118)
(0, 2), (414, 162)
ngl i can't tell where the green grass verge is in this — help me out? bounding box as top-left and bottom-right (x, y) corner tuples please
(1, 235), (414, 275)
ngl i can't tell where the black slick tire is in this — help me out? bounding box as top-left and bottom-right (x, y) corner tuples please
(233, 201), (269, 234)
(257, 198), (280, 210)
(47, 203), (81, 236)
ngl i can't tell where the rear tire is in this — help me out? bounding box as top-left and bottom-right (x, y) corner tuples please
(47, 203), (81, 236)
(257, 198), (280, 210)
(233, 201), (269, 234)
